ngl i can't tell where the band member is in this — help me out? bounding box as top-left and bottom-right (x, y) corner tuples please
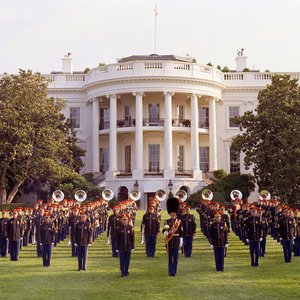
(141, 205), (160, 257)
(209, 211), (228, 271)
(40, 214), (56, 267)
(7, 210), (24, 261)
(33, 208), (45, 257)
(245, 206), (262, 267)
(276, 207), (295, 262)
(180, 205), (196, 257)
(75, 213), (93, 271)
(258, 208), (268, 257)
(22, 208), (33, 247)
(116, 213), (135, 277)
(0, 210), (9, 257)
(107, 206), (121, 257)
(293, 210), (300, 256)
(162, 197), (183, 277)
(68, 207), (81, 257)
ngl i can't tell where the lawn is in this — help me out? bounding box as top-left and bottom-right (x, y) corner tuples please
(1, 210), (300, 300)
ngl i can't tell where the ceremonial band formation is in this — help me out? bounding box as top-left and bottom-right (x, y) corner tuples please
(0, 188), (299, 277)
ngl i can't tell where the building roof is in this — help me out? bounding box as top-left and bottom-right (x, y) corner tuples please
(117, 54), (194, 63)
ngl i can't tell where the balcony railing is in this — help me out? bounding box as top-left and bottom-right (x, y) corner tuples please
(116, 170), (132, 177)
(172, 119), (191, 127)
(99, 121), (110, 130)
(117, 119), (136, 128)
(143, 118), (165, 126)
(198, 120), (209, 129)
(175, 170), (193, 177)
(144, 169), (164, 177)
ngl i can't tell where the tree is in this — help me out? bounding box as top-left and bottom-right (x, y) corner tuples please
(0, 70), (83, 203)
(186, 171), (255, 208)
(232, 75), (300, 203)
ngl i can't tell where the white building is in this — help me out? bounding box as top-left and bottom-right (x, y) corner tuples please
(44, 53), (300, 208)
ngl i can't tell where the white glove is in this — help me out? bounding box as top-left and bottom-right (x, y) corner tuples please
(279, 237), (282, 241)
(259, 238), (263, 242)
(67, 240), (71, 246)
(163, 231), (168, 237)
(116, 250), (119, 253)
(39, 243), (42, 246)
(210, 244), (213, 248)
(246, 239), (249, 243)
(225, 244), (228, 248)
(74, 243), (77, 247)
(88, 244), (92, 247)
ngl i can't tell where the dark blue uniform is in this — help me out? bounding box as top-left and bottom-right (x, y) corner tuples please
(0, 216), (8, 257)
(162, 218), (183, 276)
(40, 221), (56, 267)
(260, 215), (268, 257)
(277, 216), (295, 262)
(7, 217), (23, 261)
(294, 217), (300, 256)
(107, 214), (120, 257)
(116, 223), (134, 277)
(180, 213), (196, 257)
(34, 215), (45, 257)
(245, 216), (262, 266)
(141, 212), (160, 257)
(68, 214), (81, 257)
(75, 220), (93, 271)
(209, 221), (228, 271)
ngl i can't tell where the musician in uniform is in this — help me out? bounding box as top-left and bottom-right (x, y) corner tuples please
(68, 207), (81, 257)
(75, 213), (93, 271)
(257, 208), (268, 257)
(180, 205), (196, 257)
(141, 205), (160, 257)
(34, 208), (45, 257)
(162, 197), (183, 277)
(116, 213), (135, 277)
(7, 210), (24, 261)
(293, 209), (300, 256)
(244, 206), (262, 267)
(0, 210), (9, 257)
(276, 207), (295, 262)
(107, 206), (121, 257)
(209, 211), (228, 271)
(40, 214), (56, 267)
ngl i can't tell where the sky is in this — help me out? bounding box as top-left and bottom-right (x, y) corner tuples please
(1, 0), (300, 74)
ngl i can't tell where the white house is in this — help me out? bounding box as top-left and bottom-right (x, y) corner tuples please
(43, 52), (300, 208)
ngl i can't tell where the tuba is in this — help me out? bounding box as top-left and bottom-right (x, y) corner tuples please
(155, 189), (166, 202)
(175, 190), (187, 201)
(129, 189), (141, 201)
(52, 190), (64, 202)
(230, 190), (243, 201)
(74, 190), (87, 203)
(102, 189), (114, 201)
(259, 190), (271, 200)
(202, 189), (213, 201)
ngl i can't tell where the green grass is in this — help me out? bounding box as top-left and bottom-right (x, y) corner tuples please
(1, 211), (300, 300)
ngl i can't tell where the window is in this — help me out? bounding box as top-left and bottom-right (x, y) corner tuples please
(149, 104), (159, 123)
(124, 106), (131, 126)
(199, 147), (209, 173)
(230, 147), (240, 173)
(100, 148), (109, 173)
(229, 106), (240, 128)
(177, 145), (184, 172)
(100, 107), (110, 129)
(125, 145), (131, 172)
(199, 107), (209, 129)
(149, 144), (160, 172)
(70, 107), (80, 128)
(177, 105), (184, 122)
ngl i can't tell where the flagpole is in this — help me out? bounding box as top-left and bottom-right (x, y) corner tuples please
(154, 4), (158, 53)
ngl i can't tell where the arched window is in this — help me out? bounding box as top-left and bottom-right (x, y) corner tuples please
(118, 186), (128, 201)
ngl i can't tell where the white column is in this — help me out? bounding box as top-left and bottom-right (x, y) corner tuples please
(133, 92), (144, 178)
(164, 91), (174, 178)
(107, 94), (117, 178)
(209, 97), (218, 171)
(190, 93), (201, 178)
(91, 98), (100, 173)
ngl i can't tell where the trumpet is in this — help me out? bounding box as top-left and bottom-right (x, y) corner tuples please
(74, 190), (87, 203)
(230, 190), (243, 201)
(155, 189), (166, 202)
(129, 189), (141, 201)
(175, 190), (187, 201)
(202, 189), (213, 201)
(52, 190), (64, 202)
(102, 189), (114, 201)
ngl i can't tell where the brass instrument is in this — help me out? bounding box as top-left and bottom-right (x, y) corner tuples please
(155, 189), (166, 202)
(202, 189), (213, 201)
(102, 189), (114, 201)
(129, 189), (141, 201)
(74, 190), (87, 203)
(52, 190), (64, 202)
(230, 190), (243, 201)
(175, 190), (187, 201)
(259, 190), (271, 201)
